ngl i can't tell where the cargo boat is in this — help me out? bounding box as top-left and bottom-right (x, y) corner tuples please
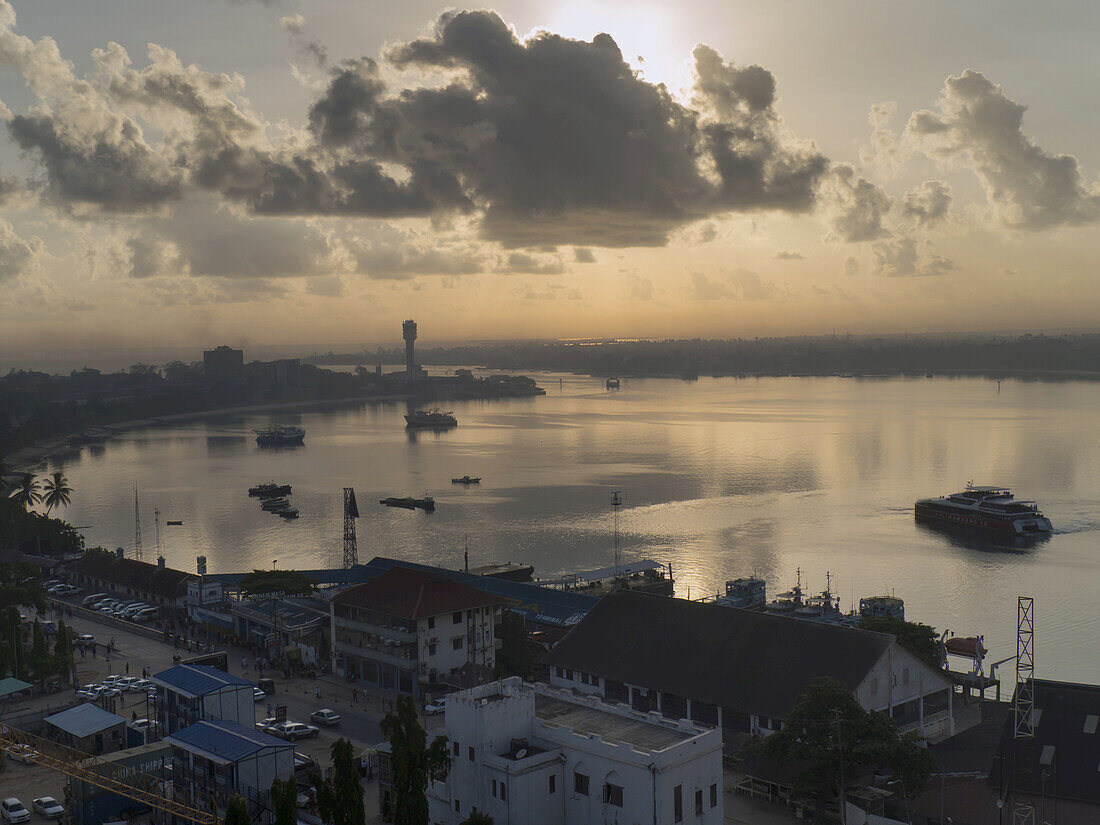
(380, 496), (435, 512)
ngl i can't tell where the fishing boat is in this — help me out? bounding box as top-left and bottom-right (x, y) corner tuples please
(261, 498), (291, 511)
(249, 482), (293, 497)
(451, 476), (481, 484)
(278, 508), (300, 519)
(166, 520), (183, 526)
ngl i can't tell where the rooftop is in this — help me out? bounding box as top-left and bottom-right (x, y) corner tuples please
(545, 590), (899, 719)
(152, 664), (254, 697)
(331, 566), (503, 619)
(165, 719), (288, 764)
(535, 693), (694, 752)
(45, 703), (125, 738)
(68, 551), (191, 597)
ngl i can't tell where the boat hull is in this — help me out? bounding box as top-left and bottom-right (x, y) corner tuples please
(914, 501), (1052, 535)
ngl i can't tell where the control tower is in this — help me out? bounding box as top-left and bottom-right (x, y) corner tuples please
(402, 319), (417, 377)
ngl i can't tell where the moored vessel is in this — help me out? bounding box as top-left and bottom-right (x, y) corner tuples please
(249, 482), (293, 497)
(404, 409), (457, 428)
(254, 425), (305, 446)
(380, 496), (435, 511)
(451, 476), (481, 484)
(915, 484), (1053, 535)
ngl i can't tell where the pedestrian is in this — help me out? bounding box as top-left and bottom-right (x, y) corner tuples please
(314, 686), (321, 700)
(125, 662), (130, 675)
(242, 656), (247, 670)
(92, 643), (97, 659)
(132, 711), (137, 722)
(267, 703), (273, 717)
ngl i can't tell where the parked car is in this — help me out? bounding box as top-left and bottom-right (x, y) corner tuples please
(293, 752), (317, 772)
(41, 580), (62, 590)
(269, 722), (319, 741)
(130, 718), (161, 734)
(295, 787), (315, 809)
(253, 687), (267, 702)
(114, 676), (140, 691)
(424, 700), (447, 716)
(4, 745), (38, 764)
(81, 593), (108, 607)
(75, 634), (96, 647)
(0, 798), (30, 824)
(76, 686), (102, 701)
(31, 798), (64, 819)
(126, 678), (153, 692)
(101, 675), (125, 687)
(256, 717), (279, 733)
(309, 708), (341, 727)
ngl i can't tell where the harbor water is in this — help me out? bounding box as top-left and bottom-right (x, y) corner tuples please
(36, 373), (1100, 683)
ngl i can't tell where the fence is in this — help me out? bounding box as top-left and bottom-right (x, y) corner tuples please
(49, 598), (166, 643)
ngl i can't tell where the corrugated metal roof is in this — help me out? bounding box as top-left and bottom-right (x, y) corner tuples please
(45, 703), (125, 738)
(0, 677), (33, 698)
(152, 664), (254, 697)
(165, 719), (288, 764)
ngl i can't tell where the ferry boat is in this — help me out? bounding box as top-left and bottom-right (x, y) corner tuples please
(249, 482), (292, 497)
(914, 485), (1053, 535)
(254, 426), (305, 446)
(404, 410), (457, 428)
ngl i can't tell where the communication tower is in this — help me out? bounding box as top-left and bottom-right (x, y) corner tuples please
(133, 485), (143, 561)
(1013, 596), (1036, 825)
(343, 488), (359, 568)
(611, 490), (623, 579)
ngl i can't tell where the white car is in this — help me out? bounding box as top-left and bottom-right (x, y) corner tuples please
(256, 717), (279, 733)
(114, 676), (140, 691)
(253, 687), (267, 701)
(76, 685), (102, 700)
(310, 708), (341, 726)
(81, 593), (108, 606)
(270, 721), (319, 741)
(1, 799), (30, 824)
(101, 675), (125, 687)
(75, 634), (96, 646)
(4, 745), (38, 764)
(31, 798), (64, 819)
(424, 700), (447, 716)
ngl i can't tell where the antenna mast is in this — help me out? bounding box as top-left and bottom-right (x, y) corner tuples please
(133, 485), (143, 561)
(343, 488), (359, 569)
(611, 491), (623, 579)
(1012, 596), (1036, 825)
(154, 508), (162, 560)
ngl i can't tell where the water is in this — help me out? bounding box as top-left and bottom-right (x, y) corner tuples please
(33, 374), (1100, 683)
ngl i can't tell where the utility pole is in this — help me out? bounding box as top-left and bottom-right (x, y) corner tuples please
(343, 488), (359, 569)
(133, 485), (143, 561)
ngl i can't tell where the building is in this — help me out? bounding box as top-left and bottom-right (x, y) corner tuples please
(67, 549), (192, 613)
(231, 595), (330, 666)
(331, 566), (505, 697)
(545, 591), (957, 748)
(203, 345), (244, 388)
(166, 718), (294, 815)
(402, 319), (418, 376)
(70, 741), (172, 825)
(45, 703), (127, 755)
(424, 677), (724, 825)
(151, 664), (256, 735)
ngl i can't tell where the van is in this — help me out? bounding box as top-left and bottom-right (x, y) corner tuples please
(82, 593), (109, 606)
(257, 678), (276, 695)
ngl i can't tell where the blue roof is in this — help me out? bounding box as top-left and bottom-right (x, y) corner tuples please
(46, 703), (125, 738)
(152, 664), (254, 697)
(165, 719), (288, 763)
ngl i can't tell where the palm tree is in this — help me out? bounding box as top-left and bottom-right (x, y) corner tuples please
(42, 471), (73, 515)
(10, 473), (41, 510)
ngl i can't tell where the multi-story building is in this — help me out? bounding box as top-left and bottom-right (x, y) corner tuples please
(546, 590), (958, 748)
(165, 719), (293, 816)
(203, 345), (244, 388)
(424, 677), (724, 825)
(151, 664), (256, 735)
(330, 566), (504, 697)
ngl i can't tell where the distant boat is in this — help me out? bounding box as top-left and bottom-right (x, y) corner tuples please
(606, 377), (620, 390)
(278, 508), (300, 519)
(404, 410), (457, 428)
(451, 476), (481, 485)
(254, 426), (305, 446)
(166, 520), (183, 526)
(249, 482), (292, 497)
(261, 498), (291, 511)
(380, 496), (435, 512)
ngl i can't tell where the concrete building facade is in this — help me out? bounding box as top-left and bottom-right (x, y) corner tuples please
(426, 677), (724, 825)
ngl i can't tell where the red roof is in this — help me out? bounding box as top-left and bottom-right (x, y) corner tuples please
(331, 567), (502, 619)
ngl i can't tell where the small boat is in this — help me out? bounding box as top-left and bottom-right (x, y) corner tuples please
(261, 498), (291, 511)
(380, 496), (435, 512)
(404, 409), (457, 428)
(249, 482), (292, 497)
(166, 520), (183, 526)
(254, 426), (305, 446)
(451, 476), (481, 484)
(606, 377), (620, 389)
(278, 508), (300, 519)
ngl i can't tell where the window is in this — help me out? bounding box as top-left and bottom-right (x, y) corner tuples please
(710, 783), (717, 808)
(500, 784), (506, 801)
(1085, 714), (1099, 734)
(604, 783), (623, 808)
(574, 772), (589, 796)
(1039, 745), (1055, 766)
(549, 774), (556, 794)
(695, 789), (703, 816)
(468, 746), (475, 762)
(492, 779), (497, 797)
(454, 800), (460, 813)
(428, 643), (437, 655)
(565, 669), (573, 680)
(452, 637), (464, 651)
(452, 741), (459, 757)
(453, 611), (463, 624)
(428, 616), (435, 629)
(555, 667), (565, 679)
(674, 784), (683, 822)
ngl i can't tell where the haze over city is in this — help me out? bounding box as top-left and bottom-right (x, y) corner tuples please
(2, 0), (1099, 361)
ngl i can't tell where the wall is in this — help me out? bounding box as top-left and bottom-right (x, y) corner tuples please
(200, 684), (255, 727)
(855, 643), (954, 740)
(418, 605), (498, 682)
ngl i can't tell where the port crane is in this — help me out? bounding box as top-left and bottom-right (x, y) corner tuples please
(0, 722), (217, 824)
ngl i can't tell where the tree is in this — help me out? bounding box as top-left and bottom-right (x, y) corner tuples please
(758, 677), (935, 813)
(30, 620), (51, 686)
(858, 617), (944, 669)
(460, 810), (494, 825)
(494, 611), (535, 679)
(379, 695), (452, 825)
(223, 794), (250, 825)
(10, 473), (41, 510)
(41, 471), (73, 516)
(239, 569), (317, 598)
(54, 620), (73, 684)
(314, 737), (365, 825)
(271, 777), (299, 825)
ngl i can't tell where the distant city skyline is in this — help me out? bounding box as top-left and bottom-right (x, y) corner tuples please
(2, 0), (1100, 355)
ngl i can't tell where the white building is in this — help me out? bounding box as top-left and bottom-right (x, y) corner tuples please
(330, 566), (504, 697)
(426, 677), (724, 825)
(151, 664), (256, 735)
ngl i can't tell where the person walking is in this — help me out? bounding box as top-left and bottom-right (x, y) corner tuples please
(125, 662), (130, 675)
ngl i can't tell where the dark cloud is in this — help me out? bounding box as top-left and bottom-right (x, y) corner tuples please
(906, 70), (1100, 229)
(774, 250), (804, 260)
(497, 251), (565, 275)
(353, 239), (484, 279)
(821, 164), (892, 243)
(573, 248), (596, 263)
(903, 180), (951, 227)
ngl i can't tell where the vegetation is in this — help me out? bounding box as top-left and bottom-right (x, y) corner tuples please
(0, 496), (84, 557)
(858, 617), (944, 669)
(460, 810), (494, 825)
(10, 474), (41, 510)
(380, 694), (453, 825)
(313, 738), (365, 825)
(223, 794), (250, 825)
(494, 611), (536, 679)
(0, 561), (48, 614)
(41, 471), (73, 515)
(239, 569), (318, 598)
(271, 777), (299, 825)
(757, 677), (935, 813)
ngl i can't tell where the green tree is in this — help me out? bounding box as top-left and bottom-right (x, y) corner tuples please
(460, 810), (494, 825)
(271, 777), (300, 825)
(379, 695), (452, 825)
(758, 677), (935, 813)
(10, 473), (41, 510)
(494, 611), (535, 679)
(223, 794), (250, 825)
(41, 471), (73, 516)
(239, 569), (318, 598)
(54, 620), (73, 684)
(858, 617), (944, 669)
(314, 737), (365, 825)
(30, 619), (51, 686)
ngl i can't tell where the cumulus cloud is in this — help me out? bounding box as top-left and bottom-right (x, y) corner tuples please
(628, 274), (654, 300)
(774, 250), (804, 260)
(872, 237), (956, 277)
(820, 163), (892, 243)
(280, 14), (328, 69)
(496, 252), (565, 275)
(0, 218), (39, 280)
(353, 237), (484, 279)
(905, 70), (1100, 229)
(859, 101), (904, 176)
(903, 180), (951, 227)
(691, 268), (774, 300)
(574, 247), (596, 263)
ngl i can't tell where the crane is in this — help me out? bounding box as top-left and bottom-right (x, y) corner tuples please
(0, 722), (217, 824)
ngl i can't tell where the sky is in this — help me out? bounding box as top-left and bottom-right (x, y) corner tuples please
(1, 0), (1099, 365)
